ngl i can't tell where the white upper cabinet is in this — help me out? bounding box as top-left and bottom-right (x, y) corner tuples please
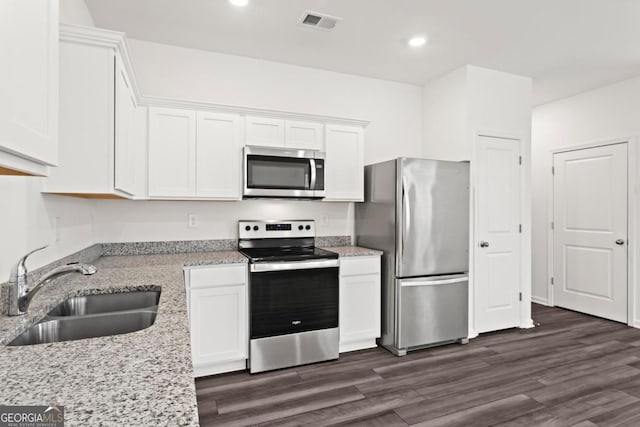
(324, 125), (365, 201)
(285, 120), (324, 150)
(148, 108), (244, 200)
(245, 116), (285, 148)
(0, 0), (58, 176)
(246, 117), (324, 151)
(114, 58), (138, 196)
(196, 112), (244, 199)
(148, 107), (196, 198)
(44, 27), (143, 199)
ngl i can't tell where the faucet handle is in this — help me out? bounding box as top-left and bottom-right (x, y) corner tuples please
(10, 245), (48, 283)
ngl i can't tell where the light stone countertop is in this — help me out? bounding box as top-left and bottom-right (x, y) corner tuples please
(0, 246), (378, 425)
(323, 246), (383, 257)
(0, 250), (246, 426)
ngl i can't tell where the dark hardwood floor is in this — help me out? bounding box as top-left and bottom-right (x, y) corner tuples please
(195, 304), (640, 426)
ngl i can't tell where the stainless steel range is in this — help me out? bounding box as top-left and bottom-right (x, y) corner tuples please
(238, 220), (339, 373)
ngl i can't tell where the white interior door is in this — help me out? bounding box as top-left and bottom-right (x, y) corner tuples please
(476, 135), (522, 333)
(553, 143), (628, 323)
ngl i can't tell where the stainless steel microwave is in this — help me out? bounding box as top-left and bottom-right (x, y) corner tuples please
(243, 146), (325, 199)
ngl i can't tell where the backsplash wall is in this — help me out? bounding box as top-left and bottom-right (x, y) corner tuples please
(91, 199), (354, 243)
(0, 177), (94, 282)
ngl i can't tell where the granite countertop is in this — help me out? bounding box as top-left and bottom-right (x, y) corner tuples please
(323, 246), (383, 257)
(0, 244), (378, 425)
(0, 250), (246, 426)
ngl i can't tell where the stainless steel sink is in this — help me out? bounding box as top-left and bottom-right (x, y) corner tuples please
(7, 290), (161, 346)
(8, 310), (158, 346)
(46, 291), (160, 316)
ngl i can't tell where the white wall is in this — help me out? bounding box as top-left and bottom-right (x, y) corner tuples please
(92, 200), (352, 243)
(422, 67), (468, 160)
(90, 39), (423, 243)
(59, 0), (95, 27)
(422, 65), (533, 334)
(127, 39), (423, 166)
(0, 178), (93, 281)
(532, 76), (640, 327)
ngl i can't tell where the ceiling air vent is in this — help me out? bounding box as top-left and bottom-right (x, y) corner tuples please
(298, 11), (342, 31)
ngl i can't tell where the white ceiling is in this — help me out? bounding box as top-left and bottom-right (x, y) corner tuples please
(85, 0), (640, 105)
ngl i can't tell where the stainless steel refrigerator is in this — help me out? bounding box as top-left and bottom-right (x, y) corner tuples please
(355, 158), (469, 356)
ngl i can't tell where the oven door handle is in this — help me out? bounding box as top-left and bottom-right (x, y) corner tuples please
(251, 259), (339, 272)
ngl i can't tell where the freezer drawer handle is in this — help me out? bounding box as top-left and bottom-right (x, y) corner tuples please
(400, 277), (468, 287)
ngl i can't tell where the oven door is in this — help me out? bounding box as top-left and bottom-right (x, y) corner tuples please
(249, 259), (339, 339)
(244, 146), (325, 198)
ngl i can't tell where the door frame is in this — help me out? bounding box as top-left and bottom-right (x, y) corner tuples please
(470, 129), (533, 338)
(547, 137), (637, 327)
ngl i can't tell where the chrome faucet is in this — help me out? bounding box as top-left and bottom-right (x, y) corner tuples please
(7, 246), (97, 316)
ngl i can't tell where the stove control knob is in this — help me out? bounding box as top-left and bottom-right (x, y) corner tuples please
(298, 225), (304, 231)
(253, 225), (259, 231)
(305, 225), (311, 230)
(245, 225), (251, 231)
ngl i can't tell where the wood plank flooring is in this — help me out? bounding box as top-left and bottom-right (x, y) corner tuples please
(195, 304), (640, 426)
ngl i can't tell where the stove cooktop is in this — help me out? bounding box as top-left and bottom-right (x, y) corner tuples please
(238, 246), (338, 263)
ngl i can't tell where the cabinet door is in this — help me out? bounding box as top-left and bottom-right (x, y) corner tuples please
(0, 0), (58, 167)
(196, 112), (243, 199)
(245, 116), (285, 147)
(339, 273), (381, 347)
(190, 284), (248, 366)
(285, 120), (323, 150)
(45, 42), (114, 194)
(324, 125), (364, 201)
(114, 57), (137, 196)
(148, 107), (196, 197)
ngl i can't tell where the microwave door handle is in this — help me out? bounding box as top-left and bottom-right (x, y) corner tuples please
(309, 158), (317, 190)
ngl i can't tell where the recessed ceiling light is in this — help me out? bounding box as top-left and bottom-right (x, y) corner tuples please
(408, 36), (427, 47)
(229, 0), (248, 6)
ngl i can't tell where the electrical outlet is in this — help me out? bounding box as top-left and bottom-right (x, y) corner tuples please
(188, 214), (198, 228)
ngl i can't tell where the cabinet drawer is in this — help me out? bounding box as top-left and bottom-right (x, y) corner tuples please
(188, 265), (247, 288)
(340, 257), (380, 277)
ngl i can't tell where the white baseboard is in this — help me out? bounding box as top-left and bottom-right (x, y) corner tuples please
(532, 296), (550, 306)
(632, 320), (640, 330)
(193, 359), (246, 377)
(520, 318), (535, 329)
(339, 339), (378, 353)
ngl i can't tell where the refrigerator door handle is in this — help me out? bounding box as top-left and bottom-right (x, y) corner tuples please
(401, 176), (409, 261)
(400, 277), (468, 287)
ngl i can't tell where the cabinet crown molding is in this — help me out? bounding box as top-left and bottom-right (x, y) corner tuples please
(59, 24), (370, 128)
(59, 24), (142, 101)
(139, 96), (370, 128)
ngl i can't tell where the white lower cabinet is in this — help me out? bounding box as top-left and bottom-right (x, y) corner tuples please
(185, 256), (380, 376)
(339, 256), (381, 353)
(186, 264), (248, 377)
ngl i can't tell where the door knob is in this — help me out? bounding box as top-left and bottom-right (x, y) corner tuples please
(615, 239), (625, 245)
(479, 241), (490, 248)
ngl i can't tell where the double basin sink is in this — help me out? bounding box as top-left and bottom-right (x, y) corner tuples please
(8, 290), (160, 346)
